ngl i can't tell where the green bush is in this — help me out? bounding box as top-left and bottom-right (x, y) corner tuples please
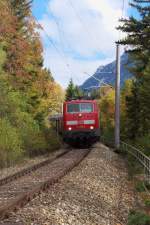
(144, 181), (150, 191)
(0, 118), (23, 167)
(0, 77), (61, 166)
(145, 199), (150, 208)
(0, 79), (48, 157)
(15, 112), (47, 156)
(135, 135), (150, 156)
(44, 128), (61, 152)
(125, 152), (143, 179)
(135, 181), (145, 192)
(127, 211), (150, 225)
(16, 113), (61, 156)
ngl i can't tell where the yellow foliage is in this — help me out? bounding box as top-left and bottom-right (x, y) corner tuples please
(121, 79), (133, 115)
(99, 89), (115, 129)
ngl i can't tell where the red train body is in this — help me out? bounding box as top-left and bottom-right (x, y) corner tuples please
(50, 99), (100, 146)
(63, 100), (100, 145)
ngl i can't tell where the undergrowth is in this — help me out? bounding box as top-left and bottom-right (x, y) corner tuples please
(127, 211), (150, 225)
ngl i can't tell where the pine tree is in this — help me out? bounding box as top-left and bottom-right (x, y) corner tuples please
(74, 86), (83, 99)
(139, 61), (150, 135)
(118, 0), (150, 139)
(118, 0), (150, 78)
(65, 79), (76, 100)
(10, 0), (33, 32)
(126, 81), (141, 139)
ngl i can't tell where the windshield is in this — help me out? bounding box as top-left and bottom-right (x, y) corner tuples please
(67, 103), (93, 113)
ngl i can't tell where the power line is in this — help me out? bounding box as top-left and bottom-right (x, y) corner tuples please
(67, 0), (88, 32)
(118, 0), (126, 40)
(48, 8), (65, 54)
(67, 0), (103, 54)
(121, 0), (125, 18)
(33, 17), (66, 63)
(49, 8), (74, 54)
(47, 8), (78, 82)
(33, 16), (75, 78)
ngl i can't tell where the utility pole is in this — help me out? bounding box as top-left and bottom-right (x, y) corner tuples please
(115, 44), (121, 150)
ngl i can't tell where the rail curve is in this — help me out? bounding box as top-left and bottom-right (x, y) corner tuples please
(0, 148), (91, 219)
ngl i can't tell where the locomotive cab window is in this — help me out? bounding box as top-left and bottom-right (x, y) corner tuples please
(67, 103), (93, 113)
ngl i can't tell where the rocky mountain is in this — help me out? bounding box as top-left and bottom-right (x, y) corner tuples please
(81, 53), (133, 90)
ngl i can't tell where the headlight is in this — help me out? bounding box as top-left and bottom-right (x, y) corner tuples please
(68, 127), (72, 131)
(90, 126), (94, 130)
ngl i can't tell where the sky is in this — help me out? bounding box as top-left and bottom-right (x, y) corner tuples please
(32, 0), (130, 87)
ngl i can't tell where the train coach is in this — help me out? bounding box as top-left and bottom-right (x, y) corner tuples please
(50, 99), (100, 146)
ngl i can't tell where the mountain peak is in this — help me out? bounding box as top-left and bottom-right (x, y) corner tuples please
(81, 53), (133, 90)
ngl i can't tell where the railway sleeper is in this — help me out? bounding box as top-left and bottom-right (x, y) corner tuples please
(0, 149), (69, 188)
(0, 149), (90, 220)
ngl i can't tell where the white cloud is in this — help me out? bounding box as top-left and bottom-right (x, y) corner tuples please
(38, 0), (128, 87)
(43, 47), (114, 87)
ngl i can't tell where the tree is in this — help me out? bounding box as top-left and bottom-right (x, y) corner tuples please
(120, 79), (133, 138)
(74, 85), (83, 99)
(139, 61), (150, 134)
(91, 89), (100, 99)
(118, 0), (150, 139)
(0, 0), (63, 165)
(65, 79), (76, 100)
(99, 89), (115, 139)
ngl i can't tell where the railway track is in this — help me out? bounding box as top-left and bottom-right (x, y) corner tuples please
(0, 148), (91, 220)
(0, 149), (69, 187)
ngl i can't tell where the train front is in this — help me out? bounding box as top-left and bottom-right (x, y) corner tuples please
(63, 100), (100, 146)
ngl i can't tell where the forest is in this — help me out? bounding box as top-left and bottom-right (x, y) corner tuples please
(0, 0), (64, 167)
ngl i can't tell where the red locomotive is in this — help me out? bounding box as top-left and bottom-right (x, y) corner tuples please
(50, 99), (100, 146)
(63, 100), (100, 145)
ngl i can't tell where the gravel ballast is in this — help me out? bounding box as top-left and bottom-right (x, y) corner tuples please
(1, 143), (136, 225)
(0, 149), (65, 180)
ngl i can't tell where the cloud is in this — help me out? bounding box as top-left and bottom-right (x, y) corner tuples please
(38, 0), (128, 87)
(43, 47), (114, 87)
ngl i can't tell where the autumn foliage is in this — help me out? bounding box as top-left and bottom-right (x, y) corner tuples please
(0, 0), (64, 167)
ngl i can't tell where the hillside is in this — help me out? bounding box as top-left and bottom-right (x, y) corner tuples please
(81, 53), (133, 90)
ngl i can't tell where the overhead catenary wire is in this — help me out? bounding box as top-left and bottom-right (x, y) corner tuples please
(48, 7), (74, 55)
(121, 0), (125, 18)
(48, 8), (67, 57)
(32, 15), (78, 81)
(37, 0), (127, 85)
(49, 0), (103, 84)
(48, 0), (127, 85)
(33, 17), (69, 67)
(118, 0), (126, 40)
(67, 0), (104, 54)
(47, 8), (80, 83)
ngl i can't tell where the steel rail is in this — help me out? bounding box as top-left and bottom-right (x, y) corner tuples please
(0, 149), (69, 187)
(0, 149), (91, 220)
(0, 146), (128, 225)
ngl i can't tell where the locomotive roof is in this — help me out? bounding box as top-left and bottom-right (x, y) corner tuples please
(65, 100), (96, 104)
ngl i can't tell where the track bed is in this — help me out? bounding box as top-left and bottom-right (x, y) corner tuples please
(0, 148), (90, 220)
